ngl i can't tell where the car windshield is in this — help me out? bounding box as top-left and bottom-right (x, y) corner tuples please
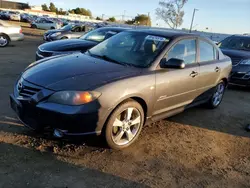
(87, 31), (170, 68)
(80, 29), (109, 42)
(219, 36), (250, 51)
(60, 24), (73, 31)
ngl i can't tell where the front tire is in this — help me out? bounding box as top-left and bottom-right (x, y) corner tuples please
(61, 36), (68, 40)
(207, 81), (225, 109)
(105, 100), (144, 150)
(31, 24), (37, 28)
(0, 34), (10, 47)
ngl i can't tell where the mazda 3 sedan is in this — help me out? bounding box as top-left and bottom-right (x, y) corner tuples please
(10, 30), (232, 149)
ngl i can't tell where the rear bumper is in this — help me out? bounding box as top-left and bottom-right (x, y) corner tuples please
(9, 33), (24, 41)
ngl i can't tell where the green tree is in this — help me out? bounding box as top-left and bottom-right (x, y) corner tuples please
(125, 19), (135, 25)
(107, 17), (116, 22)
(156, 0), (188, 29)
(134, 14), (151, 26)
(49, 2), (57, 12)
(96, 16), (102, 20)
(69, 8), (92, 16)
(68, 9), (75, 14)
(41, 4), (49, 11)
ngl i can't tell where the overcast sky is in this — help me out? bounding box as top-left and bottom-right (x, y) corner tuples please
(11, 0), (250, 34)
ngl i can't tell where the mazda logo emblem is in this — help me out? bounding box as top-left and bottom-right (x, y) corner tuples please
(17, 80), (23, 93)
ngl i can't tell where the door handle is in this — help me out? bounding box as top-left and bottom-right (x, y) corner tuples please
(215, 67), (221, 72)
(190, 71), (198, 78)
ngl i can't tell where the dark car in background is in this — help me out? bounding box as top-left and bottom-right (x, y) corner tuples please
(11, 30), (231, 149)
(43, 23), (94, 42)
(219, 35), (250, 86)
(36, 27), (129, 60)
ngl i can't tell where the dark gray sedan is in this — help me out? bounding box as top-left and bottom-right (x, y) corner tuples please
(11, 29), (231, 149)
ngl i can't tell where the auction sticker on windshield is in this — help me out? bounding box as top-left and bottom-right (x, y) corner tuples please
(146, 35), (169, 42)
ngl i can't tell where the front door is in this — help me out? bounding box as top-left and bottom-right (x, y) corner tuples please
(153, 38), (199, 115)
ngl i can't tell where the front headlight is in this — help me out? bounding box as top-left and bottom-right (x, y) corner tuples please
(240, 59), (250, 65)
(50, 32), (61, 37)
(48, 91), (101, 105)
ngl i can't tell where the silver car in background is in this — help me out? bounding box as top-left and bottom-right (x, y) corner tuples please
(43, 24), (92, 41)
(0, 20), (24, 47)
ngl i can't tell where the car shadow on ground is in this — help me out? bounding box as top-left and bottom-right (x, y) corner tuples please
(168, 87), (250, 139)
(0, 118), (108, 149)
(0, 142), (148, 188)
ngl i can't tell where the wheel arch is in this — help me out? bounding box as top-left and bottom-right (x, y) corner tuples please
(101, 96), (148, 133)
(0, 33), (11, 41)
(221, 77), (228, 87)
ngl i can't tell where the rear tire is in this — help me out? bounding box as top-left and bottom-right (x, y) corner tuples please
(31, 24), (37, 28)
(51, 27), (55, 29)
(61, 36), (68, 40)
(207, 81), (225, 109)
(105, 100), (144, 150)
(0, 34), (10, 47)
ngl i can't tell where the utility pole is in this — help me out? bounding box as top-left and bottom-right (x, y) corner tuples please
(147, 12), (150, 26)
(102, 14), (105, 20)
(122, 10), (126, 22)
(189, 8), (199, 33)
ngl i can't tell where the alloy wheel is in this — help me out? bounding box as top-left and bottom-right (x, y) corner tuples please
(111, 107), (141, 146)
(0, 36), (8, 47)
(212, 83), (225, 106)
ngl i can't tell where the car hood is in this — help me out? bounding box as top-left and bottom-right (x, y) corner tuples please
(39, 39), (98, 52)
(22, 53), (140, 91)
(232, 64), (250, 73)
(221, 48), (250, 59)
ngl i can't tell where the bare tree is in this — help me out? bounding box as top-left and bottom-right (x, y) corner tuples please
(156, 0), (188, 29)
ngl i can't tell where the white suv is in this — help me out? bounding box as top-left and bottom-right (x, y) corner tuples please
(31, 19), (61, 30)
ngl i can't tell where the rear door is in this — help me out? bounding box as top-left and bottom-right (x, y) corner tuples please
(196, 39), (221, 98)
(154, 38), (200, 115)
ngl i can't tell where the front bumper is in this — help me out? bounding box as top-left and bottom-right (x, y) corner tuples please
(229, 78), (250, 87)
(10, 81), (108, 136)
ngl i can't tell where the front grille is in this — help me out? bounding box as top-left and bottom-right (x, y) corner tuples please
(231, 57), (243, 66)
(19, 85), (41, 98)
(16, 79), (42, 99)
(231, 72), (246, 79)
(37, 49), (53, 58)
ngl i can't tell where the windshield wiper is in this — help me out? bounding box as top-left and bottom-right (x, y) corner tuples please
(86, 51), (130, 66)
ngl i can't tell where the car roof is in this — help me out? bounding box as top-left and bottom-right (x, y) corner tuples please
(127, 28), (197, 38)
(232, 34), (250, 38)
(97, 27), (130, 32)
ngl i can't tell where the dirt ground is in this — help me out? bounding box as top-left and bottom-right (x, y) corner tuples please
(0, 34), (250, 188)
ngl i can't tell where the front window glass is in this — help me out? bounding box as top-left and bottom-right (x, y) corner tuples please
(88, 31), (170, 68)
(219, 36), (250, 51)
(167, 39), (196, 64)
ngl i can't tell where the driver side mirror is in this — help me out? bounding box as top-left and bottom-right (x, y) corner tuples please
(160, 58), (185, 69)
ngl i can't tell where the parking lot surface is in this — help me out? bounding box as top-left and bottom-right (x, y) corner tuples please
(0, 36), (250, 188)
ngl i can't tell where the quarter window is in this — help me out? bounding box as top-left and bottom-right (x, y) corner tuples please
(167, 39), (196, 64)
(199, 40), (217, 62)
